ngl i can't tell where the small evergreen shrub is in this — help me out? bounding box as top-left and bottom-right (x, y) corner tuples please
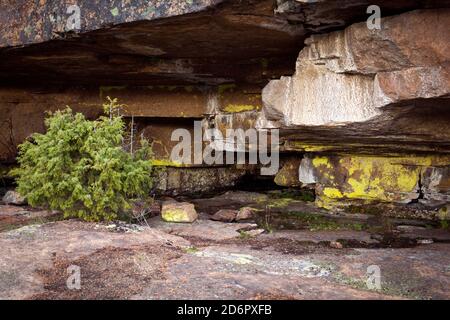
(12, 98), (154, 222)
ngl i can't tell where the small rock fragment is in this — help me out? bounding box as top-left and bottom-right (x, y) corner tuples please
(236, 207), (255, 221)
(330, 241), (343, 249)
(417, 239), (434, 245)
(2, 190), (26, 206)
(210, 209), (238, 222)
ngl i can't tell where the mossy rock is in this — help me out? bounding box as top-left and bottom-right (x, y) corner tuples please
(161, 201), (198, 223)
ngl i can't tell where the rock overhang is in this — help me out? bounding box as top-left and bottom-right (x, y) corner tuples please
(2, 0), (450, 86)
(1, 0), (450, 209)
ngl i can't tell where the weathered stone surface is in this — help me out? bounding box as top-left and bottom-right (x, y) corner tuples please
(0, 0), (302, 86)
(301, 9), (450, 75)
(374, 65), (450, 107)
(3, 1), (447, 89)
(161, 201), (198, 223)
(421, 167), (450, 206)
(148, 215), (258, 242)
(0, 205), (60, 232)
(213, 84), (262, 114)
(2, 191), (26, 206)
(205, 110), (261, 152)
(281, 98), (450, 155)
(102, 86), (208, 117)
(0, 219), (189, 299)
(0, 0), (221, 48)
(154, 166), (247, 195)
(263, 58), (378, 126)
(275, 0), (450, 32)
(261, 9), (450, 127)
(210, 209), (238, 222)
(261, 77), (291, 121)
(3, 204), (450, 299)
(0, 86), (208, 161)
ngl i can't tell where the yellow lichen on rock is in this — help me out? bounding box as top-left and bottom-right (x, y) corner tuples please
(312, 156), (333, 169)
(223, 104), (259, 113)
(161, 201), (198, 223)
(151, 159), (183, 167)
(323, 187), (343, 199)
(310, 155), (450, 208)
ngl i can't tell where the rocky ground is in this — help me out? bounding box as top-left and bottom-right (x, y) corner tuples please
(1, 190), (449, 300)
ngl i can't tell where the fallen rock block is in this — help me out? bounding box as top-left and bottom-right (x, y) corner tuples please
(161, 201), (198, 223)
(210, 209), (238, 222)
(2, 190), (26, 206)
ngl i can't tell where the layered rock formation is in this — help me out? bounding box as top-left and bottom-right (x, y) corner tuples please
(262, 9), (450, 210)
(0, 0), (449, 215)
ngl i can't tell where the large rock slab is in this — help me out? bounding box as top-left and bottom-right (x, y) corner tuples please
(0, 220), (189, 299)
